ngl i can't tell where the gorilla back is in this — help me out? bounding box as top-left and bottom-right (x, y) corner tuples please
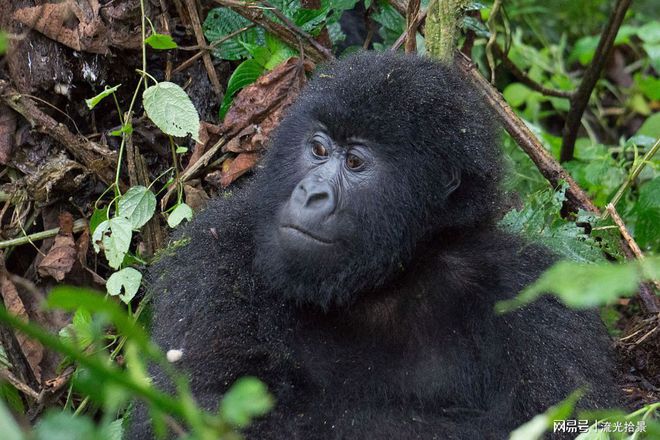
(129, 52), (618, 439)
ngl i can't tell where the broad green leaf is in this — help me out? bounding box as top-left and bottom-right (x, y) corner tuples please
(168, 203), (194, 228)
(143, 82), (200, 141)
(145, 33), (178, 50)
(496, 258), (660, 313)
(637, 21), (660, 44)
(509, 391), (581, 440)
(503, 83), (532, 108)
(220, 377), (274, 428)
(635, 74), (660, 101)
(34, 411), (96, 440)
(92, 217), (132, 269)
(219, 59), (265, 119)
(85, 84), (121, 110)
(118, 186), (157, 229)
(106, 267), (142, 304)
(0, 399), (24, 440)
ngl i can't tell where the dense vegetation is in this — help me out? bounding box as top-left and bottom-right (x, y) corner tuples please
(0, 0), (657, 439)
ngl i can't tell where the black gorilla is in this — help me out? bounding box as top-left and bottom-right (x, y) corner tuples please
(128, 51), (618, 439)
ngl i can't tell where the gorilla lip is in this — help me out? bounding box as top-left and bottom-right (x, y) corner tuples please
(280, 224), (335, 244)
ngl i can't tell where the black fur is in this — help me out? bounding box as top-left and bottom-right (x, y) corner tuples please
(128, 52), (618, 439)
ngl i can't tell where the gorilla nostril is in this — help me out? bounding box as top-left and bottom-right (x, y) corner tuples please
(305, 191), (330, 208)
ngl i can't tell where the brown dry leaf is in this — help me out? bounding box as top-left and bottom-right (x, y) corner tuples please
(220, 152), (260, 188)
(0, 105), (16, 165)
(183, 182), (210, 211)
(0, 271), (43, 382)
(38, 212), (77, 281)
(13, 1), (140, 54)
(221, 57), (312, 139)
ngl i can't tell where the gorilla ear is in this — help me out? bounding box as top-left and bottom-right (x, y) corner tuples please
(443, 169), (461, 197)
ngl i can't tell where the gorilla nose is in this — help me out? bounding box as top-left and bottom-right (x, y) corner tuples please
(292, 178), (336, 217)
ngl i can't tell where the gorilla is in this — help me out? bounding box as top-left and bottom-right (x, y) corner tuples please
(128, 51), (618, 439)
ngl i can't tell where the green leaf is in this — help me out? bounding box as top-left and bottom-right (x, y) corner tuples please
(99, 419), (123, 440)
(496, 258), (660, 313)
(34, 411), (96, 440)
(635, 177), (660, 251)
(92, 217), (132, 269)
(219, 59), (265, 119)
(635, 74), (660, 101)
(0, 398), (24, 440)
(510, 391), (582, 440)
(167, 203), (194, 228)
(145, 33), (178, 50)
(89, 207), (109, 236)
(59, 308), (95, 350)
(175, 146), (188, 154)
(143, 82), (201, 141)
(117, 186), (157, 229)
(503, 83), (532, 107)
(219, 377), (274, 428)
(637, 112), (660, 139)
(85, 84), (121, 110)
(0, 31), (7, 55)
(106, 267), (142, 304)
(203, 7), (265, 60)
(637, 20), (660, 44)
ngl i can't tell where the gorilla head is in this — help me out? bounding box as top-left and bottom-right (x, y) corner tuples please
(253, 52), (502, 308)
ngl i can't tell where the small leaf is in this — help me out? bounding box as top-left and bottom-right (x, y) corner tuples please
(85, 84), (121, 110)
(34, 411), (96, 440)
(175, 146), (188, 154)
(118, 186), (157, 229)
(503, 83), (532, 108)
(106, 268), (142, 304)
(92, 218), (132, 269)
(167, 203), (193, 228)
(637, 112), (660, 139)
(89, 207), (109, 236)
(143, 82), (200, 141)
(0, 32), (7, 55)
(145, 33), (178, 50)
(220, 377), (274, 428)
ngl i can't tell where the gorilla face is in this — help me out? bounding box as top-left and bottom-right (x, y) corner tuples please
(276, 129), (378, 256)
(252, 52), (502, 308)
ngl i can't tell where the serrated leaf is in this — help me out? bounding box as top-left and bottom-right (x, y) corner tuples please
(143, 82), (200, 141)
(219, 59), (265, 119)
(59, 308), (95, 350)
(145, 33), (178, 50)
(106, 268), (142, 304)
(34, 411), (96, 440)
(220, 377), (274, 428)
(117, 186), (156, 229)
(203, 7), (265, 60)
(634, 177), (660, 251)
(85, 84), (121, 110)
(167, 203), (193, 228)
(92, 218), (132, 269)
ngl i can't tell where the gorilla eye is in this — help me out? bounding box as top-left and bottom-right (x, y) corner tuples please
(346, 153), (365, 170)
(312, 141), (329, 158)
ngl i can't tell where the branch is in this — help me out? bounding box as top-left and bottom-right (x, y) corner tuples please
(184, 0), (223, 97)
(455, 53), (599, 214)
(560, 0), (633, 162)
(493, 44), (574, 99)
(425, 0), (469, 62)
(405, 0), (421, 53)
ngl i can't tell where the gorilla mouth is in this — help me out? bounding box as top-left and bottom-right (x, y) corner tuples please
(281, 225), (335, 244)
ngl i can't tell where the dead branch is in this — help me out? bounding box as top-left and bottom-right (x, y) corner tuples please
(405, 0), (421, 53)
(184, 0), (223, 97)
(560, 0), (633, 162)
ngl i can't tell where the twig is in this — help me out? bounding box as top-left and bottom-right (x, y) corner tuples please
(606, 137), (660, 214)
(0, 368), (39, 400)
(0, 81), (118, 187)
(493, 44), (574, 99)
(606, 203), (660, 310)
(560, 0), (633, 162)
(485, 0), (503, 83)
(0, 219), (87, 250)
(405, 0), (421, 53)
(212, 0), (332, 63)
(455, 52), (599, 214)
(172, 25), (255, 75)
(392, 10), (427, 52)
(184, 0), (223, 97)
